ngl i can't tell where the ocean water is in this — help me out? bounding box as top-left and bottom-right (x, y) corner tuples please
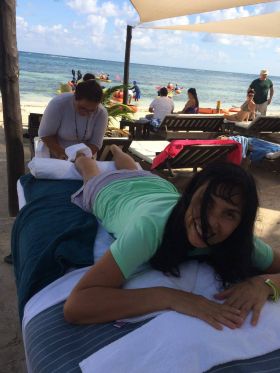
(19, 51), (280, 112)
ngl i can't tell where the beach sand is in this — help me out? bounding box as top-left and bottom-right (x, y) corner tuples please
(0, 100), (280, 371)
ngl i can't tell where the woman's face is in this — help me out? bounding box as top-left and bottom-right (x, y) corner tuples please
(184, 183), (242, 248)
(187, 92), (193, 100)
(74, 99), (99, 116)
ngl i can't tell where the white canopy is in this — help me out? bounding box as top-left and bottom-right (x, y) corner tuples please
(130, 0), (274, 23)
(150, 11), (280, 38)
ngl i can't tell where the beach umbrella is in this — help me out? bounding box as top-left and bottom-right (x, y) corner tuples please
(149, 11), (280, 38)
(130, 0), (274, 23)
(123, 1), (276, 104)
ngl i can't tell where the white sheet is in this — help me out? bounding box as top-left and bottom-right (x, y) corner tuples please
(17, 180), (26, 209)
(129, 140), (169, 164)
(79, 263), (280, 373)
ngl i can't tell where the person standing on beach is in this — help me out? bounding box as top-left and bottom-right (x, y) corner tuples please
(131, 81), (141, 101)
(38, 80), (108, 159)
(249, 69), (274, 116)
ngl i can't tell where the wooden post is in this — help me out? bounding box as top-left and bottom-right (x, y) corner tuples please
(123, 25), (133, 105)
(0, 0), (25, 216)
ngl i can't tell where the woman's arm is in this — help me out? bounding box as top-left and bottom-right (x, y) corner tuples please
(64, 251), (243, 329)
(88, 107), (108, 153)
(41, 135), (67, 159)
(85, 143), (99, 157)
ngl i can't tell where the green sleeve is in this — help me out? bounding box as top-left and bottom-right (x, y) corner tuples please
(110, 215), (163, 279)
(252, 236), (274, 271)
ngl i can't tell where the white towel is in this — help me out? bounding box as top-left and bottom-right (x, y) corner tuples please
(27, 158), (121, 180)
(28, 158), (82, 179)
(79, 263), (280, 373)
(65, 143), (93, 161)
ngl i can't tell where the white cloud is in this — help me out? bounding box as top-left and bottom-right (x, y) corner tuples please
(67, 0), (98, 13)
(100, 1), (118, 17)
(33, 24), (47, 33)
(16, 16), (28, 29)
(114, 18), (126, 29)
(67, 0), (119, 17)
(275, 47), (280, 54)
(87, 14), (107, 32)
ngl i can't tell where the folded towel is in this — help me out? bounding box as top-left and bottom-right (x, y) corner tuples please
(65, 143), (93, 161)
(28, 158), (82, 179)
(28, 158), (121, 180)
(79, 263), (280, 373)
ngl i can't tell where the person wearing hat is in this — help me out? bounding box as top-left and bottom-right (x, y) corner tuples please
(249, 69), (274, 116)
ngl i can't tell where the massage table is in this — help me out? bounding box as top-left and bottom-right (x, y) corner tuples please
(15, 160), (280, 373)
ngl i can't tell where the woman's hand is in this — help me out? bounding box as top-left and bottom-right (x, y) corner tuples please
(214, 277), (272, 326)
(168, 290), (243, 330)
(52, 148), (67, 160)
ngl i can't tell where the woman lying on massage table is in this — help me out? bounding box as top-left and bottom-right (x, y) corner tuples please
(64, 145), (280, 330)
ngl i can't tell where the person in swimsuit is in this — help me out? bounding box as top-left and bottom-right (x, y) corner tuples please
(224, 89), (256, 122)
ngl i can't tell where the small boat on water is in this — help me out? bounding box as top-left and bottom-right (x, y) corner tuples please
(96, 76), (112, 83)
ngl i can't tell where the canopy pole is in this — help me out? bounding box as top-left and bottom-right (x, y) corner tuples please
(123, 25), (133, 105)
(0, 0), (25, 216)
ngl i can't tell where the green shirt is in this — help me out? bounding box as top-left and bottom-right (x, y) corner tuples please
(250, 78), (273, 104)
(93, 177), (273, 278)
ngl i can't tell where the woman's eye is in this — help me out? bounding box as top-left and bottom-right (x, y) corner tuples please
(225, 211), (237, 220)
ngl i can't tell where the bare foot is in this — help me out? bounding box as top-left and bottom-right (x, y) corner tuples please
(110, 144), (120, 155)
(75, 151), (87, 160)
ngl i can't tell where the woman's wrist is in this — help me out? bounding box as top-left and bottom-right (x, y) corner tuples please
(255, 275), (274, 297)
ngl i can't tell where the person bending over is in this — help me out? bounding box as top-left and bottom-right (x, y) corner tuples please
(64, 147), (280, 329)
(38, 80), (108, 159)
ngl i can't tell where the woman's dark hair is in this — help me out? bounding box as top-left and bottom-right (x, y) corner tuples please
(83, 73), (96, 81)
(159, 87), (168, 96)
(188, 88), (199, 108)
(150, 162), (259, 284)
(75, 80), (103, 102)
(247, 88), (255, 95)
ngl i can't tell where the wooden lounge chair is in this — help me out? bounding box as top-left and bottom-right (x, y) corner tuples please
(226, 116), (280, 141)
(27, 113), (43, 158)
(129, 140), (238, 176)
(97, 138), (132, 160)
(154, 114), (226, 140)
(121, 114), (226, 140)
(27, 113), (132, 160)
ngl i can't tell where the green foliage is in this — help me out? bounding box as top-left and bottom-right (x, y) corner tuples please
(102, 85), (134, 126)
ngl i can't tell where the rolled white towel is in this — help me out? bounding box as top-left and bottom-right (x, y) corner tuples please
(65, 143), (93, 162)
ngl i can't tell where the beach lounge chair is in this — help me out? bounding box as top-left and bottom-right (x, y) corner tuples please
(27, 113), (43, 158)
(154, 114), (226, 140)
(225, 116), (280, 140)
(97, 137), (132, 160)
(27, 113), (132, 160)
(129, 140), (239, 176)
(121, 114), (226, 140)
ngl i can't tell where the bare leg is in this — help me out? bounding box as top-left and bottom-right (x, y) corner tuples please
(110, 144), (138, 170)
(75, 154), (101, 182)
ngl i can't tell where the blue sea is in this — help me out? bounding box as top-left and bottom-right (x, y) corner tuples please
(19, 51), (280, 112)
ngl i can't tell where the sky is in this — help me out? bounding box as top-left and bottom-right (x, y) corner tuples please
(16, 0), (280, 75)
